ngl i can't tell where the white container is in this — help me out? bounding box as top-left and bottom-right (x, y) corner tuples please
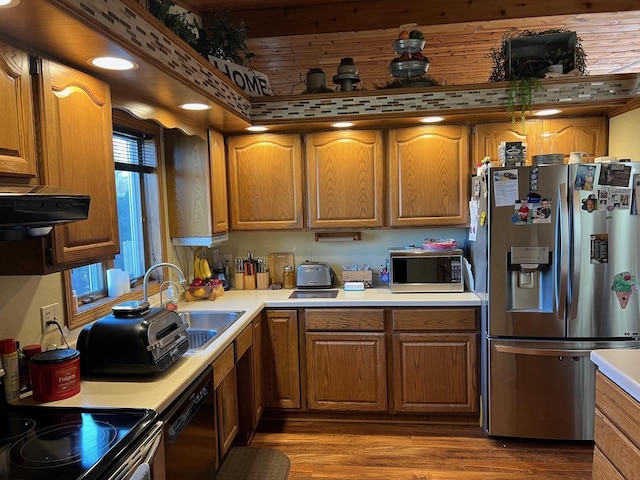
(107, 268), (124, 297)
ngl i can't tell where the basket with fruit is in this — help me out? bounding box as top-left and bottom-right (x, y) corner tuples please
(186, 248), (224, 301)
(390, 29), (429, 78)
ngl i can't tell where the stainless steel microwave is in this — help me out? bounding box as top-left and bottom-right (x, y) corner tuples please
(389, 248), (464, 293)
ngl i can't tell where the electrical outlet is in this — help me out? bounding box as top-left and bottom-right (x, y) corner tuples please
(40, 303), (60, 333)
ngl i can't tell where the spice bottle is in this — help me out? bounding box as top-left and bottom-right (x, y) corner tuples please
(0, 338), (20, 403)
(283, 265), (296, 289)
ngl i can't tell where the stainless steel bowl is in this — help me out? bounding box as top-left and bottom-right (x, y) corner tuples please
(389, 60), (430, 78)
(393, 39), (426, 54)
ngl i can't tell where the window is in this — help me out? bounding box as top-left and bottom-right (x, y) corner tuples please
(66, 113), (164, 326)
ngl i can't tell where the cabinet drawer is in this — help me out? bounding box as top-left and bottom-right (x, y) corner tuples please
(235, 323), (252, 360)
(596, 372), (640, 450)
(592, 446), (624, 480)
(213, 343), (235, 389)
(594, 407), (640, 479)
(305, 309), (384, 331)
(392, 308), (476, 331)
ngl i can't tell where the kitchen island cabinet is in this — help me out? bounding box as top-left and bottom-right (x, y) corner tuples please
(391, 308), (478, 414)
(592, 370), (640, 479)
(388, 125), (469, 226)
(263, 309), (301, 409)
(166, 129), (229, 240)
(0, 57), (119, 274)
(0, 42), (37, 178)
(305, 130), (384, 228)
(227, 134), (304, 230)
(304, 309), (387, 412)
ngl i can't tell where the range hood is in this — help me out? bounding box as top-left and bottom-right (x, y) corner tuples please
(0, 185), (90, 242)
(171, 233), (228, 248)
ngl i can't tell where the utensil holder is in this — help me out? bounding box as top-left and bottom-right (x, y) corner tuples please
(235, 273), (245, 290)
(256, 272), (270, 290)
(244, 274), (256, 290)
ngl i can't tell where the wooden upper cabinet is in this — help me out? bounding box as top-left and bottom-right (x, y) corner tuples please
(388, 125), (469, 226)
(474, 117), (608, 166)
(0, 42), (36, 178)
(228, 134), (303, 230)
(209, 131), (229, 234)
(38, 59), (119, 266)
(472, 121), (541, 167)
(166, 129), (228, 240)
(305, 130), (384, 228)
(540, 117), (608, 162)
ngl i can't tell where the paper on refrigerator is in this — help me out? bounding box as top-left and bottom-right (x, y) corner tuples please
(492, 169), (519, 206)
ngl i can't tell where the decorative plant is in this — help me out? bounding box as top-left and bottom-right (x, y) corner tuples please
(148, 0), (254, 65)
(487, 28), (588, 131)
(377, 74), (442, 89)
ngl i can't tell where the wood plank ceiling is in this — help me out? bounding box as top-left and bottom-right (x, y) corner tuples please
(179, 0), (640, 97)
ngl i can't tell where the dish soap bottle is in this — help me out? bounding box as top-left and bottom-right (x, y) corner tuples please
(164, 285), (178, 311)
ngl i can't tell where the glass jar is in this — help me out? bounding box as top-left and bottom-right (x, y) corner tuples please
(283, 265), (296, 289)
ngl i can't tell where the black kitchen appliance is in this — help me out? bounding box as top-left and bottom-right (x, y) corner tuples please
(77, 307), (189, 377)
(0, 405), (158, 479)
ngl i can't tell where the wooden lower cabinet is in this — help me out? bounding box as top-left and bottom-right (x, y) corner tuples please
(263, 310), (301, 409)
(304, 308), (387, 412)
(235, 319), (263, 444)
(391, 308), (478, 414)
(593, 371), (640, 480)
(213, 343), (238, 462)
(306, 331), (387, 412)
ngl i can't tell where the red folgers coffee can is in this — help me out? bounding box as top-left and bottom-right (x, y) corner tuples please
(30, 348), (81, 402)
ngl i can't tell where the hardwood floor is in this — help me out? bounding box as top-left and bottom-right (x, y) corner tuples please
(251, 420), (594, 479)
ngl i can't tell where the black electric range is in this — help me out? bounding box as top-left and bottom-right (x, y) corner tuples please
(0, 405), (157, 479)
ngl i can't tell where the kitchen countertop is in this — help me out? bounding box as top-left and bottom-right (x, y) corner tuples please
(19, 288), (480, 413)
(591, 349), (640, 402)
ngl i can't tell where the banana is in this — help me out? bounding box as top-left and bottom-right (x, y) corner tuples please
(194, 256), (204, 279)
(201, 258), (212, 279)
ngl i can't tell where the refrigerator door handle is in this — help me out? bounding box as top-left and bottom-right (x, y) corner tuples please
(495, 344), (638, 357)
(556, 183), (569, 321)
(495, 344), (591, 356)
(568, 186), (582, 322)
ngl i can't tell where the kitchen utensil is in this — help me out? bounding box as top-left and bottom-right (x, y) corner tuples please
(268, 252), (294, 285)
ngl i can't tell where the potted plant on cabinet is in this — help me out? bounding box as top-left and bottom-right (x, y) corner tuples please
(488, 28), (588, 131)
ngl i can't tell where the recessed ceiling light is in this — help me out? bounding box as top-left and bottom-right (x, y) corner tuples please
(420, 116), (444, 123)
(0, 0), (20, 8)
(246, 126), (268, 132)
(90, 57), (137, 71)
(179, 103), (211, 111)
(331, 122), (354, 128)
(535, 109), (562, 117)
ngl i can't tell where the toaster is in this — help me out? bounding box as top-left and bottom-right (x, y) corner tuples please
(296, 261), (334, 288)
(77, 307), (189, 377)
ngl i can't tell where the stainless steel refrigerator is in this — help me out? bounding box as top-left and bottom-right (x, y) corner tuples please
(470, 161), (640, 440)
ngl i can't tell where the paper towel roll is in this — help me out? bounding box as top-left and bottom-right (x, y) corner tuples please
(107, 269), (124, 297)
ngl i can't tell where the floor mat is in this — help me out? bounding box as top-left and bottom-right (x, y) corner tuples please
(216, 447), (290, 480)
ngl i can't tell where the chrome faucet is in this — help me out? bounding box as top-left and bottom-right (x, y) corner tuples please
(142, 262), (187, 304)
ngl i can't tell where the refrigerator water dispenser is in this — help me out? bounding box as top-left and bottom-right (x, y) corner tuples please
(507, 246), (552, 311)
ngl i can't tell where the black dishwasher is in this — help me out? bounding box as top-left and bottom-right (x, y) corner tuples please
(162, 366), (216, 479)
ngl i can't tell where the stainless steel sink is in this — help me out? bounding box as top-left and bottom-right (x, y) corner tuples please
(180, 310), (245, 351)
(288, 289), (339, 299)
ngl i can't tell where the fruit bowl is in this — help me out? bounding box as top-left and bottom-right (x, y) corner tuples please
(389, 59), (430, 78)
(184, 283), (224, 302)
(422, 238), (458, 251)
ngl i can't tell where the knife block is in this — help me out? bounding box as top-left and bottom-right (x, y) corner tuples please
(256, 272), (270, 290)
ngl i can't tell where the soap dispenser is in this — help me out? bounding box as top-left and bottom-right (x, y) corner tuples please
(163, 284), (178, 311)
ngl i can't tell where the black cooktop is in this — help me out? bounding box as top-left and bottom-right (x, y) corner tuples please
(0, 405), (156, 480)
